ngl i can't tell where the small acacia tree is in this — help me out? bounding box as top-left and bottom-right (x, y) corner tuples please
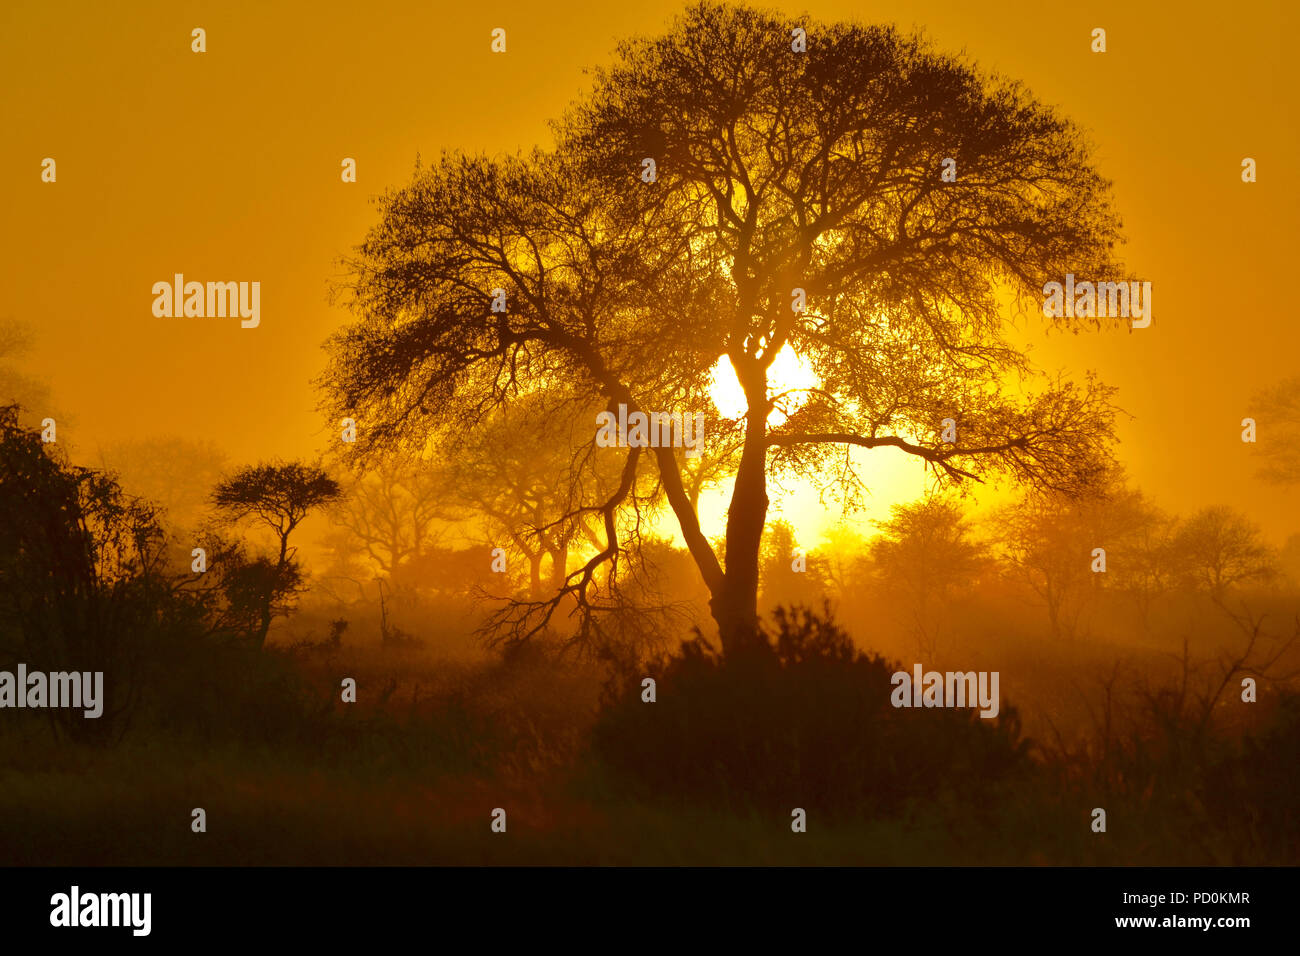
(212, 461), (341, 647)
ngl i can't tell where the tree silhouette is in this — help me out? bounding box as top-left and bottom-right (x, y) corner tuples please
(1250, 375), (1300, 486)
(0, 320), (58, 432)
(97, 436), (228, 532)
(328, 455), (448, 580)
(438, 390), (626, 601)
(758, 519), (829, 614)
(212, 461), (341, 647)
(323, 2), (1125, 655)
(1171, 505), (1277, 603)
(995, 475), (1164, 640)
(869, 495), (987, 658)
(0, 404), (164, 741)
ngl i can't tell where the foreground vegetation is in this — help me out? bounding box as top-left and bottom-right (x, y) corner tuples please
(2, 615), (1295, 866)
(2, 401), (1297, 866)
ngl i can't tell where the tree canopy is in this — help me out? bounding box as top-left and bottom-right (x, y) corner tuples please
(323, 2), (1128, 654)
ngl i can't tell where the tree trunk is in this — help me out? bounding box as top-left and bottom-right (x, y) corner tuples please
(548, 545), (568, 593)
(257, 529), (291, 649)
(527, 551), (543, 599)
(709, 409), (770, 656)
(1047, 591), (1062, 640)
(256, 594), (273, 649)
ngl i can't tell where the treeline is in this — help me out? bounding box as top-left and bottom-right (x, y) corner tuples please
(757, 477), (1292, 654)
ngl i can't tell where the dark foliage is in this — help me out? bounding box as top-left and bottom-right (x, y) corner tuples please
(590, 605), (1031, 818)
(1198, 691), (1300, 861)
(0, 405), (322, 745)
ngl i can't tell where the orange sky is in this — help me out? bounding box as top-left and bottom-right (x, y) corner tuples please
(2, 0), (1298, 545)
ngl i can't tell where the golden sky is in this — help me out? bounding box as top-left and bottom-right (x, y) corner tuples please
(2, 0), (1297, 544)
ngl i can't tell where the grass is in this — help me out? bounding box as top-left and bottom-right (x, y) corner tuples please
(0, 615), (1295, 867)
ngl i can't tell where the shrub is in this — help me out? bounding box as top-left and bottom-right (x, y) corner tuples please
(589, 605), (1030, 819)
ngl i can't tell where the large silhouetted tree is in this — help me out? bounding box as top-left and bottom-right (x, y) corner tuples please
(323, 3), (1125, 655)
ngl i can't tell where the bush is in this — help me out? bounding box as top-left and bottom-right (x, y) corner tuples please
(589, 606), (1031, 819)
(1199, 690), (1300, 862)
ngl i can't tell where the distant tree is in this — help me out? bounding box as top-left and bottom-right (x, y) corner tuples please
(619, 536), (715, 628)
(869, 496), (987, 657)
(436, 390), (640, 609)
(211, 461), (341, 646)
(996, 476), (1165, 639)
(213, 462), (342, 567)
(97, 436), (228, 531)
(817, 525), (871, 600)
(0, 320), (56, 431)
(997, 497), (1077, 641)
(1250, 375), (1300, 485)
(329, 456), (448, 580)
(758, 519), (830, 614)
(1170, 506), (1277, 602)
(1278, 533), (1300, 588)
(1107, 494), (1178, 624)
